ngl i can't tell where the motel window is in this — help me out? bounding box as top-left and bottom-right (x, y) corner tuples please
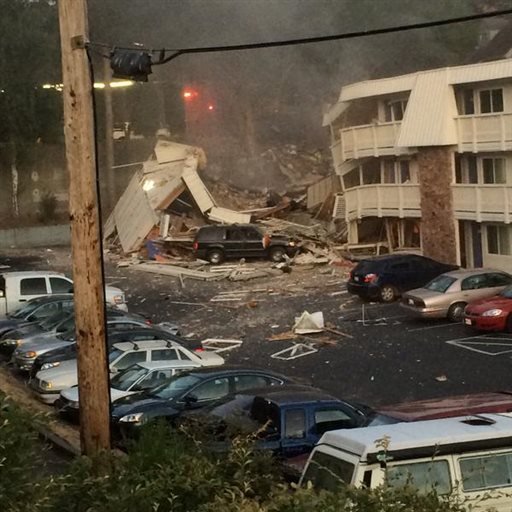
(482, 158), (506, 184)
(479, 89), (504, 114)
(383, 161), (395, 183)
(462, 89), (475, 115)
(383, 99), (408, 122)
(487, 225), (512, 255)
(343, 168), (361, 189)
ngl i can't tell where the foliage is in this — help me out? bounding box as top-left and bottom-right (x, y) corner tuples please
(0, 401), (472, 512)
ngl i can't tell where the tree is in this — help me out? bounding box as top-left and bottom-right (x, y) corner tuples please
(0, 0), (60, 215)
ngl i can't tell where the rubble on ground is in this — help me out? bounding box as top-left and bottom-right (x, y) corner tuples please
(104, 140), (355, 280)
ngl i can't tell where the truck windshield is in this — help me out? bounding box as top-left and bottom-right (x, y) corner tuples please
(302, 451), (355, 492)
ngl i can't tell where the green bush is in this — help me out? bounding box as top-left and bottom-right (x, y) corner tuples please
(0, 398), (469, 512)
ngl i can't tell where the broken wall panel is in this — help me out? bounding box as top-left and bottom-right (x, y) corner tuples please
(113, 172), (159, 252)
(182, 167), (216, 213)
(208, 207), (251, 224)
(307, 175), (341, 210)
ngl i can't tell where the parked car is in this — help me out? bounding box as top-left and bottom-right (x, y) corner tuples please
(30, 326), (191, 378)
(4, 308), (144, 361)
(12, 313), (159, 372)
(111, 367), (292, 437)
(0, 309), (75, 356)
(181, 386), (376, 474)
(300, 413), (512, 511)
(32, 340), (225, 404)
(400, 269), (512, 322)
(347, 254), (458, 302)
(373, 390), (512, 424)
(464, 285), (512, 331)
(56, 360), (202, 417)
(0, 271), (127, 317)
(193, 224), (298, 264)
(0, 294), (73, 338)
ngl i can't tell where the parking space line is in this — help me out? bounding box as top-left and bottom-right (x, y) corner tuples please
(407, 323), (454, 332)
(446, 339), (512, 356)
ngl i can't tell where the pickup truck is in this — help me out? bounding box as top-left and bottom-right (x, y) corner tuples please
(0, 271), (127, 317)
(182, 385), (376, 475)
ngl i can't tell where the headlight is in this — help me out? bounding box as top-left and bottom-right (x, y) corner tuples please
(40, 381), (52, 390)
(119, 412), (145, 424)
(41, 362), (60, 371)
(22, 351), (37, 359)
(482, 309), (503, 317)
(113, 295), (125, 305)
(288, 241), (296, 247)
(3, 339), (20, 346)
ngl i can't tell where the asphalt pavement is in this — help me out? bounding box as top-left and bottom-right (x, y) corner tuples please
(2, 248), (511, 410)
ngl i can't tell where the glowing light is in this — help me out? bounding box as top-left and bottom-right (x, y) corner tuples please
(142, 179), (155, 192)
(183, 88), (198, 101)
(208, 104), (214, 111)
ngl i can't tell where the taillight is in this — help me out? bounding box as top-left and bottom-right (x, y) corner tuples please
(193, 242), (198, 251)
(145, 319), (152, 325)
(194, 347), (204, 352)
(363, 273), (378, 283)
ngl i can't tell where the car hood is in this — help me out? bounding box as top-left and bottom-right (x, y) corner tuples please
(61, 386), (133, 403)
(3, 325), (43, 340)
(21, 339), (71, 354)
(112, 396), (176, 419)
(37, 360), (78, 386)
(467, 295), (512, 313)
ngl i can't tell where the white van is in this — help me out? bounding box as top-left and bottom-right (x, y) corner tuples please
(300, 414), (512, 510)
(0, 271), (127, 316)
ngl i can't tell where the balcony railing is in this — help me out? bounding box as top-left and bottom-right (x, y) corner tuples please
(453, 185), (512, 223)
(339, 121), (412, 161)
(456, 113), (512, 152)
(344, 184), (421, 221)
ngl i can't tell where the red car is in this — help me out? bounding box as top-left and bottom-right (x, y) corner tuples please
(464, 286), (512, 331)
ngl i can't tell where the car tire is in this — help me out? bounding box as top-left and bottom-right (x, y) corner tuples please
(447, 302), (466, 322)
(269, 246), (286, 262)
(207, 249), (224, 265)
(379, 285), (397, 303)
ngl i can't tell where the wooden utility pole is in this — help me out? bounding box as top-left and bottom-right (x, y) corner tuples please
(103, 58), (116, 212)
(58, 0), (111, 455)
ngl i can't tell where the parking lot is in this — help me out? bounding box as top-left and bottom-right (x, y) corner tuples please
(3, 247), (512, 411)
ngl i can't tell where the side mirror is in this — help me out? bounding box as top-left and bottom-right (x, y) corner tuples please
(110, 367), (119, 375)
(184, 394), (198, 406)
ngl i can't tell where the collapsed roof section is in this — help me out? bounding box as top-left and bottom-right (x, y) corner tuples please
(104, 141), (251, 253)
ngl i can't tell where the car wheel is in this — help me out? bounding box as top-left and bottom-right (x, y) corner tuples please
(269, 247), (286, 262)
(379, 285), (397, 303)
(207, 249), (224, 265)
(447, 302), (466, 322)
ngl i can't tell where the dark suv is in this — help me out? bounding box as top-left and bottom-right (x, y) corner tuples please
(347, 254), (458, 302)
(193, 224), (298, 264)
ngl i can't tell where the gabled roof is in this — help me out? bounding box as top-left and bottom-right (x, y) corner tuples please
(470, 18), (512, 63)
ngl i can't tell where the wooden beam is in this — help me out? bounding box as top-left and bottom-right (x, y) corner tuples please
(58, 0), (110, 455)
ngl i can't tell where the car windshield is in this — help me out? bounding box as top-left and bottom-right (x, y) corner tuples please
(39, 311), (69, 330)
(150, 373), (201, 400)
(56, 329), (76, 341)
(424, 275), (456, 293)
(111, 365), (147, 391)
(10, 300), (42, 319)
(499, 286), (512, 299)
(108, 348), (123, 364)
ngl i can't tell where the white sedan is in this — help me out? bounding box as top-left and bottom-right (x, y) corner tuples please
(56, 360), (201, 413)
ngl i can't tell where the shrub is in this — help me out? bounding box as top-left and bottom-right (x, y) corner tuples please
(0, 402), (471, 512)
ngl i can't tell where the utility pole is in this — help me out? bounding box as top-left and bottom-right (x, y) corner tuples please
(58, 0), (111, 455)
(103, 58), (116, 212)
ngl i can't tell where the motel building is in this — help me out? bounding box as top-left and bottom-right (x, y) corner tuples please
(324, 58), (512, 271)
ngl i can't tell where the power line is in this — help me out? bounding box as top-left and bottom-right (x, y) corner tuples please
(88, 8), (512, 64)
